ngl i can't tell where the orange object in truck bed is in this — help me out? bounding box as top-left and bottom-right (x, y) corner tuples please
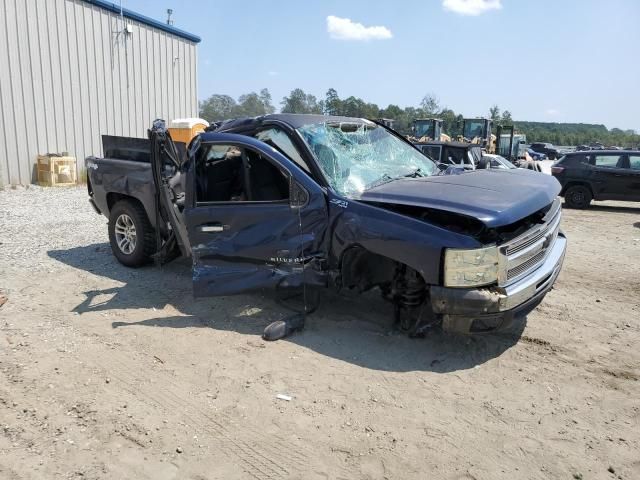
(168, 118), (209, 145)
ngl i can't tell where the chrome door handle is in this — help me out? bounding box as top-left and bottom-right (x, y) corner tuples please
(199, 224), (224, 233)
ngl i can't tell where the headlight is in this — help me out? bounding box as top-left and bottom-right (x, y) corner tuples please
(444, 246), (499, 287)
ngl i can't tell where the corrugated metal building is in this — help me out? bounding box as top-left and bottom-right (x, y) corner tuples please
(0, 0), (200, 186)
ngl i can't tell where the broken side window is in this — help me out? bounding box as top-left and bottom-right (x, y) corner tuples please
(195, 144), (289, 204)
(255, 128), (311, 173)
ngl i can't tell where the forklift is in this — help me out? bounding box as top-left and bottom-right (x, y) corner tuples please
(411, 118), (443, 141)
(461, 118), (493, 149)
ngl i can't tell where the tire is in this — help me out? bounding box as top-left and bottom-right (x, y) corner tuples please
(108, 200), (156, 267)
(564, 185), (592, 209)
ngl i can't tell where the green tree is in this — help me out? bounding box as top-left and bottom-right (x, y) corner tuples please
(199, 89), (275, 121)
(379, 104), (403, 119)
(281, 88), (323, 114)
(199, 94), (237, 122)
(501, 110), (513, 124)
(420, 94), (441, 116)
(236, 92), (267, 117)
(489, 105), (501, 122)
(439, 108), (459, 137)
(324, 88), (342, 116)
(259, 88), (276, 114)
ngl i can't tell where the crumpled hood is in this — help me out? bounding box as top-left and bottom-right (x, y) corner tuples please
(358, 169), (561, 228)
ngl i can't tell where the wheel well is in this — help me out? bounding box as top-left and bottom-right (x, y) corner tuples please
(107, 193), (143, 213)
(339, 246), (400, 292)
(561, 181), (593, 197)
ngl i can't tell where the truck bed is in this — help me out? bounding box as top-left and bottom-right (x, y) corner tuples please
(86, 156), (158, 227)
(86, 135), (157, 227)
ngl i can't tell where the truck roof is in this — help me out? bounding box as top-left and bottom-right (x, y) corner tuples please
(413, 140), (480, 149)
(214, 114), (372, 132)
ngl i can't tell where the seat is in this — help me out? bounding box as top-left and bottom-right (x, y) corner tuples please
(202, 152), (244, 202)
(616, 156), (630, 169)
(248, 153), (289, 201)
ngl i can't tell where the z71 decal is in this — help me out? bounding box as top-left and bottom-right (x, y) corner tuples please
(330, 199), (348, 209)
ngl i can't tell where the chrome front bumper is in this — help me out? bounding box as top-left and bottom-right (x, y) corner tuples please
(431, 233), (567, 333)
(498, 233), (566, 311)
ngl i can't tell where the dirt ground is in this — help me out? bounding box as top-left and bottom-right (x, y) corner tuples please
(0, 187), (639, 480)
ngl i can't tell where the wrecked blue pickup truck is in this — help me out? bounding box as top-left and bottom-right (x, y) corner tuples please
(86, 114), (567, 335)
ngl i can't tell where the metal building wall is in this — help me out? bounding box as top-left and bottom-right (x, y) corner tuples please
(0, 0), (198, 186)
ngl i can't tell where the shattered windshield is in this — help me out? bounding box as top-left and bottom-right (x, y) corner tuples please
(297, 121), (437, 197)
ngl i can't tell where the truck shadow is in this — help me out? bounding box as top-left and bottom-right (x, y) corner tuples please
(583, 204), (640, 215)
(48, 243), (525, 373)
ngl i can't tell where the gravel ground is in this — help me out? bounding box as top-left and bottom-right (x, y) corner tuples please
(0, 185), (639, 480)
(0, 186), (103, 273)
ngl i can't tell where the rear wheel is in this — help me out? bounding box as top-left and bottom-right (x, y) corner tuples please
(108, 200), (156, 267)
(564, 185), (592, 209)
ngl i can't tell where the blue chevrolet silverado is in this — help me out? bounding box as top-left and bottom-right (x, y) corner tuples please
(86, 114), (567, 335)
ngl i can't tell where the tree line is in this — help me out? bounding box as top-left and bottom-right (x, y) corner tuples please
(199, 88), (640, 147)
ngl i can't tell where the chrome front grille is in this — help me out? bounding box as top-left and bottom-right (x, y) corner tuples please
(498, 199), (562, 286)
(507, 250), (546, 280)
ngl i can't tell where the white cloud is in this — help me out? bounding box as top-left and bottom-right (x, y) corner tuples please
(442, 0), (502, 16)
(326, 15), (392, 41)
(546, 108), (560, 116)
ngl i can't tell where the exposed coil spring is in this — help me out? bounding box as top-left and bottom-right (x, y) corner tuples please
(398, 269), (426, 309)
(392, 267), (428, 333)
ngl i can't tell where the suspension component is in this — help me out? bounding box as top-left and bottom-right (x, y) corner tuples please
(391, 265), (437, 336)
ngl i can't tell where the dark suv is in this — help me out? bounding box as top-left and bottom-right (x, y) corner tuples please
(530, 142), (561, 160)
(551, 150), (640, 208)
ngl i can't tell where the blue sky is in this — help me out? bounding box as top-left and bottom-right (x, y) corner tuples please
(123, 0), (640, 131)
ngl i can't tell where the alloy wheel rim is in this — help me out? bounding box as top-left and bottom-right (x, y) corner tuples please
(114, 214), (137, 254)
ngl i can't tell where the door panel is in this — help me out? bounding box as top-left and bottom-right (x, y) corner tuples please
(589, 154), (627, 199)
(149, 120), (192, 258)
(625, 155), (640, 200)
(185, 136), (329, 297)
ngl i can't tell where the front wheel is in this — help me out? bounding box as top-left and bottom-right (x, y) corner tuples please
(564, 185), (592, 209)
(108, 200), (156, 267)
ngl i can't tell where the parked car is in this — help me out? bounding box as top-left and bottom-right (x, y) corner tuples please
(86, 114), (567, 336)
(478, 154), (516, 169)
(530, 142), (561, 160)
(551, 150), (640, 208)
(526, 148), (546, 160)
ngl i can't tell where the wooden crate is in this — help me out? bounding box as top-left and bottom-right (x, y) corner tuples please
(37, 155), (77, 187)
